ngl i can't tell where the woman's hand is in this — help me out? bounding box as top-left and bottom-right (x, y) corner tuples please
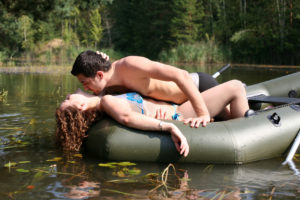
(96, 51), (109, 61)
(155, 108), (168, 120)
(164, 122), (189, 157)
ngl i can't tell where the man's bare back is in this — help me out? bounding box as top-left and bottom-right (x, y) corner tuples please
(110, 56), (189, 104)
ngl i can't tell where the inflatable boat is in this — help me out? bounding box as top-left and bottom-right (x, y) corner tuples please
(85, 71), (300, 164)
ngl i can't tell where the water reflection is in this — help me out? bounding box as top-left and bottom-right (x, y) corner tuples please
(286, 161), (300, 180)
(0, 145), (299, 199)
(61, 181), (101, 199)
(155, 169), (242, 200)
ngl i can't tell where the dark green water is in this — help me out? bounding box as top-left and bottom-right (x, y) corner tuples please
(0, 66), (300, 199)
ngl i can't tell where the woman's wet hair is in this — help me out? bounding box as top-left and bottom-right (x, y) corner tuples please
(71, 50), (111, 77)
(55, 106), (102, 151)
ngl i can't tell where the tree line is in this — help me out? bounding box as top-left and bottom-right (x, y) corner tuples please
(0, 0), (299, 66)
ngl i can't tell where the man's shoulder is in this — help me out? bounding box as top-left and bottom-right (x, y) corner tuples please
(117, 56), (146, 64)
(115, 56), (151, 70)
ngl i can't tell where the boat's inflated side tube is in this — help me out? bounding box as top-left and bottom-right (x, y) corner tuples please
(85, 104), (300, 164)
(246, 71), (300, 98)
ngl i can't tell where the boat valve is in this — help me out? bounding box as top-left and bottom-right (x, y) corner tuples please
(268, 112), (281, 126)
(288, 90), (297, 98)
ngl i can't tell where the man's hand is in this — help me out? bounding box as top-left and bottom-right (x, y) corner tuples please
(183, 114), (211, 128)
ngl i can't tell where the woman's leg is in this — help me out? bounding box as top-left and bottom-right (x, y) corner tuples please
(179, 80), (249, 119)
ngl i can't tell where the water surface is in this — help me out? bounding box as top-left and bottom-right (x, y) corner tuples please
(0, 66), (300, 199)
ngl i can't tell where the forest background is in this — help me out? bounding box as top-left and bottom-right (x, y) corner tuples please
(0, 0), (299, 67)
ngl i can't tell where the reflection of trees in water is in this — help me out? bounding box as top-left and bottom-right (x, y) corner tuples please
(64, 181), (100, 199)
(286, 160), (300, 180)
(2, 151), (299, 199)
(148, 164), (242, 200)
(55, 152), (101, 199)
(60, 160), (300, 199)
(55, 157), (300, 200)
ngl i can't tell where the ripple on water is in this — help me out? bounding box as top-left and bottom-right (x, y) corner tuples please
(0, 113), (21, 118)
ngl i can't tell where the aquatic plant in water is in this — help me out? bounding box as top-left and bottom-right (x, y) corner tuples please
(0, 89), (8, 103)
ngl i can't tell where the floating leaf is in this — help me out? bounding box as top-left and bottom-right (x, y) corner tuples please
(107, 162), (118, 165)
(73, 154), (83, 158)
(33, 168), (87, 178)
(98, 163), (117, 168)
(46, 157), (63, 162)
(113, 170), (126, 177)
(29, 119), (36, 125)
(116, 162), (136, 166)
(0, 127), (22, 130)
(98, 161), (136, 169)
(107, 179), (138, 183)
(127, 168), (141, 175)
(4, 162), (17, 168)
(0, 143), (30, 150)
(16, 168), (30, 173)
(19, 161), (31, 164)
(20, 141), (30, 145)
(143, 173), (159, 179)
(122, 167), (129, 172)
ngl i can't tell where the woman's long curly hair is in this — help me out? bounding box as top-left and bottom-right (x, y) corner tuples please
(55, 106), (101, 151)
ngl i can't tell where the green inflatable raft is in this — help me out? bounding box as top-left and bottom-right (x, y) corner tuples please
(85, 71), (300, 164)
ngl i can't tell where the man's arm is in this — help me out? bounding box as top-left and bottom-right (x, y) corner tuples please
(121, 56), (211, 127)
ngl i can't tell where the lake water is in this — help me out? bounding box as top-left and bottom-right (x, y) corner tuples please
(0, 65), (300, 199)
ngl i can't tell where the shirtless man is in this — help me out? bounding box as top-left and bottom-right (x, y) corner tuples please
(71, 50), (244, 127)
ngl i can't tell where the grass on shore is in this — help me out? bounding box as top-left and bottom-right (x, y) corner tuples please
(159, 36), (230, 65)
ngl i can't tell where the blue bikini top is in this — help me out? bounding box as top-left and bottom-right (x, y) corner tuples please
(115, 92), (180, 120)
(115, 92), (144, 114)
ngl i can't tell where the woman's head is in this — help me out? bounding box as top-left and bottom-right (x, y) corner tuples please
(55, 106), (99, 151)
(55, 90), (102, 151)
(60, 89), (93, 111)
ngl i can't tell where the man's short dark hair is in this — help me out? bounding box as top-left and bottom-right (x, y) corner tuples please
(71, 50), (111, 77)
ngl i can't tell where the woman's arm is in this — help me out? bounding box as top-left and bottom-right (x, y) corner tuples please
(100, 95), (189, 157)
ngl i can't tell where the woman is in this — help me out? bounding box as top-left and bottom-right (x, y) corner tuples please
(55, 79), (249, 157)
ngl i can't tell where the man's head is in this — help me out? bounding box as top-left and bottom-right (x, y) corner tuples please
(71, 50), (111, 77)
(71, 50), (111, 94)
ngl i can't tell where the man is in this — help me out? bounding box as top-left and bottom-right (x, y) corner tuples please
(71, 50), (219, 127)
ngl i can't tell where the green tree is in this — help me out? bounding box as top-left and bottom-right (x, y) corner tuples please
(18, 15), (35, 51)
(89, 8), (103, 48)
(0, 0), (299, 65)
(0, 0), (58, 20)
(169, 0), (203, 46)
(0, 9), (22, 59)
